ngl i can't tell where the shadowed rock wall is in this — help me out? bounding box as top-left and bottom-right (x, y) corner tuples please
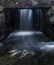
(0, 0), (53, 8)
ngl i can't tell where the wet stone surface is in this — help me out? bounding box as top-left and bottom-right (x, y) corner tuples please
(0, 31), (54, 65)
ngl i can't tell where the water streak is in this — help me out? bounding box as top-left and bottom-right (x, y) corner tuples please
(20, 9), (32, 30)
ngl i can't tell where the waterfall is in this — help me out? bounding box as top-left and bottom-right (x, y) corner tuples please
(20, 9), (32, 31)
(35, 9), (43, 31)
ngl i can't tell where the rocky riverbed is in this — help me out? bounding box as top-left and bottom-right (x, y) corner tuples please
(0, 31), (54, 65)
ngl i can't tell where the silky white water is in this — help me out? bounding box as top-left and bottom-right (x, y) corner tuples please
(20, 9), (32, 30)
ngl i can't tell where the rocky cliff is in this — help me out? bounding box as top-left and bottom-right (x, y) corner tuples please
(0, 0), (53, 8)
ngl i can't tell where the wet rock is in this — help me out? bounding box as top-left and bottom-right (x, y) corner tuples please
(47, 6), (54, 23)
(0, 13), (6, 41)
(0, 0), (53, 7)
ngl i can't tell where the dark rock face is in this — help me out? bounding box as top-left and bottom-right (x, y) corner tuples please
(0, 7), (11, 41)
(0, 0), (53, 7)
(42, 6), (54, 40)
(0, 13), (6, 41)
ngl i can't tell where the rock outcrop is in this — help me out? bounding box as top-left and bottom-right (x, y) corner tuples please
(0, 0), (53, 8)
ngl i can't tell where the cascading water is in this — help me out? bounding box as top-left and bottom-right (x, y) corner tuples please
(20, 9), (32, 30)
(34, 9), (43, 31)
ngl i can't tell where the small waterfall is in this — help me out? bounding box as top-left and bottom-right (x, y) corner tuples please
(39, 9), (43, 31)
(35, 9), (43, 31)
(20, 9), (32, 30)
